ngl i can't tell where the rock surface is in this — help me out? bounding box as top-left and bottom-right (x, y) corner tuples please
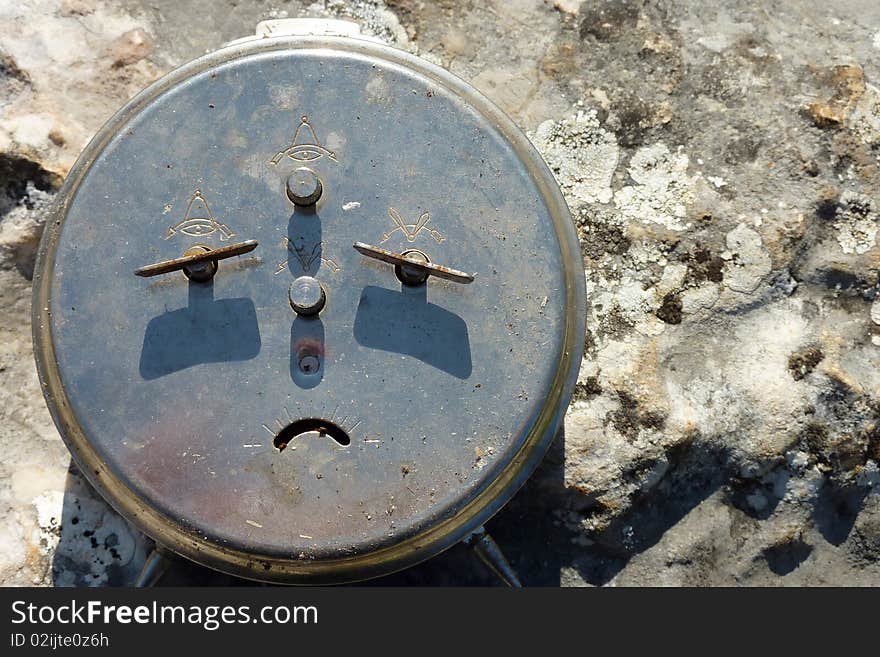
(2, 0), (880, 586)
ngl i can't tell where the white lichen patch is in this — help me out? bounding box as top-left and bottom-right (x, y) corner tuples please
(657, 262), (688, 296)
(34, 490), (64, 558)
(311, 0), (409, 47)
(531, 109), (619, 205)
(592, 277), (656, 322)
(731, 301), (810, 406)
(847, 82), (880, 146)
(664, 299), (811, 456)
(857, 461), (880, 488)
(835, 191), (878, 255)
(626, 236), (671, 268)
(722, 223), (772, 293)
(665, 374), (743, 440)
(681, 282), (720, 314)
(614, 143), (698, 231)
(871, 298), (880, 325)
(51, 483), (143, 587)
(587, 255), (671, 344)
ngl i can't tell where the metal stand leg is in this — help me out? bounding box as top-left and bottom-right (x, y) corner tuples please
(134, 547), (172, 587)
(465, 526), (522, 587)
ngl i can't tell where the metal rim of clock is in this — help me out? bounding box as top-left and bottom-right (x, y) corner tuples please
(31, 34), (587, 584)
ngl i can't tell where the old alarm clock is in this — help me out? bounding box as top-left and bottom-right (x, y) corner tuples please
(32, 19), (586, 584)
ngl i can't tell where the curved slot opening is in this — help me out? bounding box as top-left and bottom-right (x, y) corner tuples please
(273, 418), (351, 451)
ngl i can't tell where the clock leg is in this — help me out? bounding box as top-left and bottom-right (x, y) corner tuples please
(134, 546), (172, 587)
(465, 526), (522, 588)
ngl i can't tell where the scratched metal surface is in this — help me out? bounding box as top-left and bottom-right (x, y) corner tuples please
(36, 38), (583, 580)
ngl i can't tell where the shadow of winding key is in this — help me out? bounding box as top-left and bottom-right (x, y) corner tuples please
(353, 284), (472, 379)
(139, 278), (261, 380)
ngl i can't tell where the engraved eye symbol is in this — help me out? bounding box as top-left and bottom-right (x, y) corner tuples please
(164, 190), (235, 241)
(269, 116), (338, 165)
(180, 221), (214, 236)
(289, 147), (328, 163)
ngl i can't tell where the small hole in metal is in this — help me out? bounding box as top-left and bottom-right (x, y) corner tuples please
(273, 418), (351, 451)
(298, 353), (320, 374)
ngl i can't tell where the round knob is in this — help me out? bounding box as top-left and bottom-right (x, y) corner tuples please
(285, 167), (323, 206)
(288, 276), (326, 316)
(396, 249), (430, 286)
(181, 245), (217, 282)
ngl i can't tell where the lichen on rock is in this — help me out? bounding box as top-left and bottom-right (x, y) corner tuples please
(614, 143), (698, 231)
(721, 222), (773, 294)
(835, 191), (879, 255)
(2, 0), (880, 588)
(531, 109), (619, 205)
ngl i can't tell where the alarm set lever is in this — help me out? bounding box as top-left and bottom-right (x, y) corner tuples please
(352, 242), (475, 286)
(134, 240), (258, 282)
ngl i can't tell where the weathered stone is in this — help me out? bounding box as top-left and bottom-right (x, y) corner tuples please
(59, 0), (96, 16)
(109, 28), (153, 68)
(531, 109), (620, 205)
(2, 0), (880, 587)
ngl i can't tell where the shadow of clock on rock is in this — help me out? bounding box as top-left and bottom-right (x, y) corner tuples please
(139, 280), (261, 380)
(353, 284), (472, 379)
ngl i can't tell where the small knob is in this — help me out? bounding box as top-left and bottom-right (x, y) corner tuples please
(286, 167), (323, 206)
(395, 249), (431, 286)
(179, 245), (217, 282)
(289, 276), (326, 316)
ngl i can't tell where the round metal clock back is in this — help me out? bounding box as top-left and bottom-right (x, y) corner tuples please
(33, 34), (585, 583)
